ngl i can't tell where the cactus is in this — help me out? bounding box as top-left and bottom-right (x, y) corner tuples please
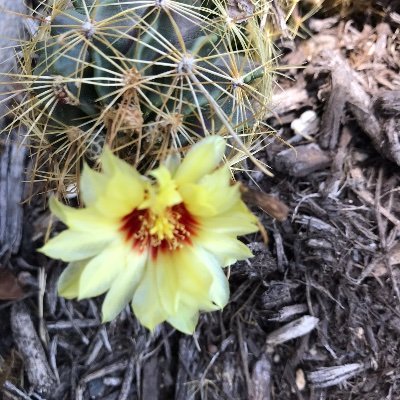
(9, 0), (282, 191)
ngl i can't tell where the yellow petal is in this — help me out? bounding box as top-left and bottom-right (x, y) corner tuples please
(198, 166), (240, 212)
(101, 250), (147, 322)
(190, 246), (229, 308)
(174, 136), (226, 185)
(179, 183), (216, 216)
(89, 170), (145, 219)
(39, 230), (113, 262)
(49, 197), (117, 232)
(167, 302), (199, 334)
(57, 261), (87, 299)
(131, 259), (169, 331)
(179, 167), (240, 218)
(80, 163), (108, 206)
(92, 148), (145, 218)
(200, 202), (259, 236)
(155, 252), (180, 315)
(166, 247), (229, 333)
(144, 166), (182, 211)
(78, 240), (128, 299)
(172, 247), (214, 309)
(195, 233), (254, 267)
(150, 165), (173, 188)
(101, 146), (140, 179)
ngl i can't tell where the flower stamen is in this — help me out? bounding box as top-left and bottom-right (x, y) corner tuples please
(120, 203), (197, 258)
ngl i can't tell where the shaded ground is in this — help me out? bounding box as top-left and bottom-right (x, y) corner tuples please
(1, 2), (400, 400)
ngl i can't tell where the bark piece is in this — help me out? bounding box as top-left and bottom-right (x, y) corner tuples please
(141, 356), (160, 400)
(373, 90), (400, 116)
(0, 0), (28, 258)
(261, 282), (293, 310)
(118, 353), (136, 400)
(269, 85), (310, 117)
(11, 302), (56, 396)
(0, 134), (26, 258)
(321, 126), (352, 198)
(0, 0), (27, 120)
(275, 144), (331, 177)
(315, 50), (400, 165)
(320, 84), (347, 150)
(249, 354), (271, 400)
(175, 337), (200, 400)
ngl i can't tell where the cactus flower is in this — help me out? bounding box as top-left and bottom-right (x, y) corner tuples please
(39, 137), (258, 333)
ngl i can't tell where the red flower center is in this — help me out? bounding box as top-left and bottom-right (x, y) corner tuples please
(120, 203), (198, 258)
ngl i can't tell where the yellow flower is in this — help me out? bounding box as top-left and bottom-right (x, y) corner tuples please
(39, 137), (258, 334)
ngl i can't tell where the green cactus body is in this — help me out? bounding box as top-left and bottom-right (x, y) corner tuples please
(16, 0), (277, 189)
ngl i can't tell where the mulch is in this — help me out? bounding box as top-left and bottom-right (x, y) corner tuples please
(1, 2), (400, 399)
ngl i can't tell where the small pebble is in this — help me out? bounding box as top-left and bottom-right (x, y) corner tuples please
(65, 183), (78, 199)
(88, 378), (105, 399)
(208, 344), (218, 354)
(290, 110), (319, 140)
(355, 327), (364, 340)
(296, 368), (306, 391)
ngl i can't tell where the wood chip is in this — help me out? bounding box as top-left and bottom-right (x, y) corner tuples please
(268, 304), (309, 322)
(266, 316), (319, 346)
(307, 363), (364, 388)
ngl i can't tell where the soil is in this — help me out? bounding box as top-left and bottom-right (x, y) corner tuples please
(1, 2), (400, 400)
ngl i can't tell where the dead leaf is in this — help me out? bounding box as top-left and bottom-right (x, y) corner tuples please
(0, 269), (24, 300)
(240, 184), (289, 221)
